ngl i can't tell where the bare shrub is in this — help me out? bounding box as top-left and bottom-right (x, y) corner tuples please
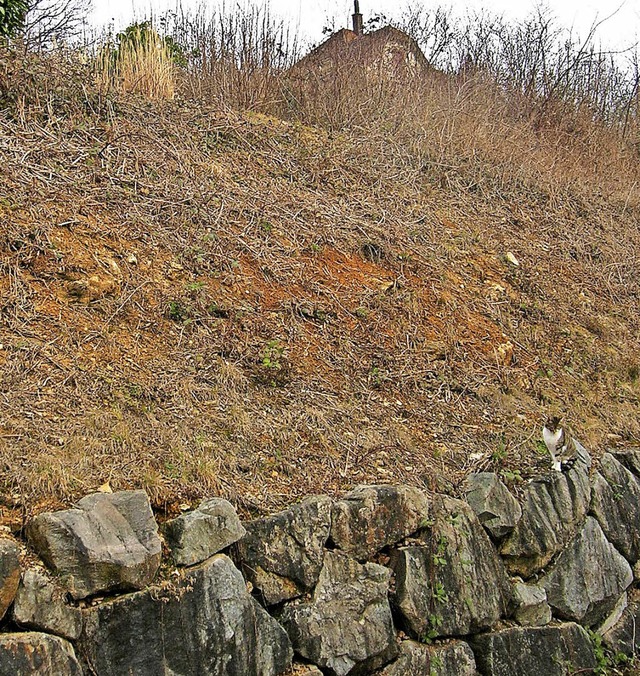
(160, 4), (298, 110)
(23, 0), (91, 49)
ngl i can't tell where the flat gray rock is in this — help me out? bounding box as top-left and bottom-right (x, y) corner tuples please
(378, 639), (476, 675)
(163, 498), (246, 566)
(77, 554), (292, 676)
(27, 490), (161, 600)
(279, 551), (397, 676)
(464, 473), (521, 540)
(590, 453), (640, 564)
(0, 538), (20, 621)
(235, 495), (332, 605)
(596, 591), (628, 636)
(470, 623), (597, 675)
(500, 443), (591, 577)
(331, 485), (430, 561)
(13, 568), (83, 640)
(391, 495), (513, 639)
(610, 448), (640, 477)
(0, 632), (83, 675)
(600, 599), (640, 658)
(512, 581), (551, 627)
(540, 517), (632, 627)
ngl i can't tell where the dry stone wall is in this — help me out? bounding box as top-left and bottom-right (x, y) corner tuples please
(0, 445), (639, 674)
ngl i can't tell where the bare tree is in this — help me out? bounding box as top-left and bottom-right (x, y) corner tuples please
(23, 0), (91, 49)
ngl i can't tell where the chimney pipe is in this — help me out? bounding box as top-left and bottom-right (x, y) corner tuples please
(352, 0), (363, 35)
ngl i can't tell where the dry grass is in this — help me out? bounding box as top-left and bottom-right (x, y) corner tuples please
(1, 27), (640, 527)
(95, 25), (176, 100)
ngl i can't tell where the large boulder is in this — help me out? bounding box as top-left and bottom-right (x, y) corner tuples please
(279, 551), (397, 676)
(390, 495), (513, 639)
(162, 498), (246, 566)
(464, 473), (521, 540)
(0, 632), (83, 675)
(27, 490), (162, 600)
(13, 568), (83, 640)
(540, 517), (632, 627)
(590, 453), (640, 564)
(378, 640), (476, 676)
(0, 538), (20, 621)
(235, 495), (332, 605)
(76, 554), (292, 676)
(331, 485), (430, 561)
(470, 623), (597, 676)
(500, 443), (591, 577)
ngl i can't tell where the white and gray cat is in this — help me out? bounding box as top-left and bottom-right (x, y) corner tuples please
(543, 416), (577, 472)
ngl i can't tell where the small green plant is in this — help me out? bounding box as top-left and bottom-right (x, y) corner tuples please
(186, 281), (205, 292)
(448, 512), (463, 528)
(433, 535), (447, 566)
(610, 482), (624, 500)
(586, 629), (635, 674)
(260, 220), (273, 233)
(167, 300), (190, 321)
(369, 366), (387, 388)
(433, 581), (449, 604)
(501, 468), (523, 483)
(261, 340), (284, 370)
(355, 307), (368, 319)
(492, 438), (507, 464)
(430, 655), (444, 676)
(421, 614), (442, 643)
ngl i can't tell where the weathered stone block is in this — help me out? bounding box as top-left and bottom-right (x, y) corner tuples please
(13, 568), (83, 640)
(378, 639), (476, 675)
(590, 453), (640, 564)
(27, 490), (161, 600)
(391, 495), (513, 639)
(0, 632), (83, 675)
(540, 517), (632, 627)
(235, 495), (332, 605)
(500, 443), (591, 577)
(0, 538), (20, 621)
(600, 599), (640, 658)
(470, 623), (597, 675)
(279, 551), (397, 676)
(512, 581), (551, 627)
(163, 498), (246, 566)
(77, 554), (292, 675)
(610, 448), (640, 478)
(464, 472), (521, 540)
(331, 484), (430, 560)
(596, 591), (628, 636)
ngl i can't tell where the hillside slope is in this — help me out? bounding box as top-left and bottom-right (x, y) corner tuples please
(2, 56), (640, 527)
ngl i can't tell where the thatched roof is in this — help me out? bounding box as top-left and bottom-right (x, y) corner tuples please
(293, 25), (430, 80)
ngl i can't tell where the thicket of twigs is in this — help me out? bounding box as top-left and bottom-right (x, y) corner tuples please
(6, 3), (640, 204)
(1, 4), (640, 516)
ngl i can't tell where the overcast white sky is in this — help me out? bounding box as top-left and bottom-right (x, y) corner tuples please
(91, 0), (639, 52)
